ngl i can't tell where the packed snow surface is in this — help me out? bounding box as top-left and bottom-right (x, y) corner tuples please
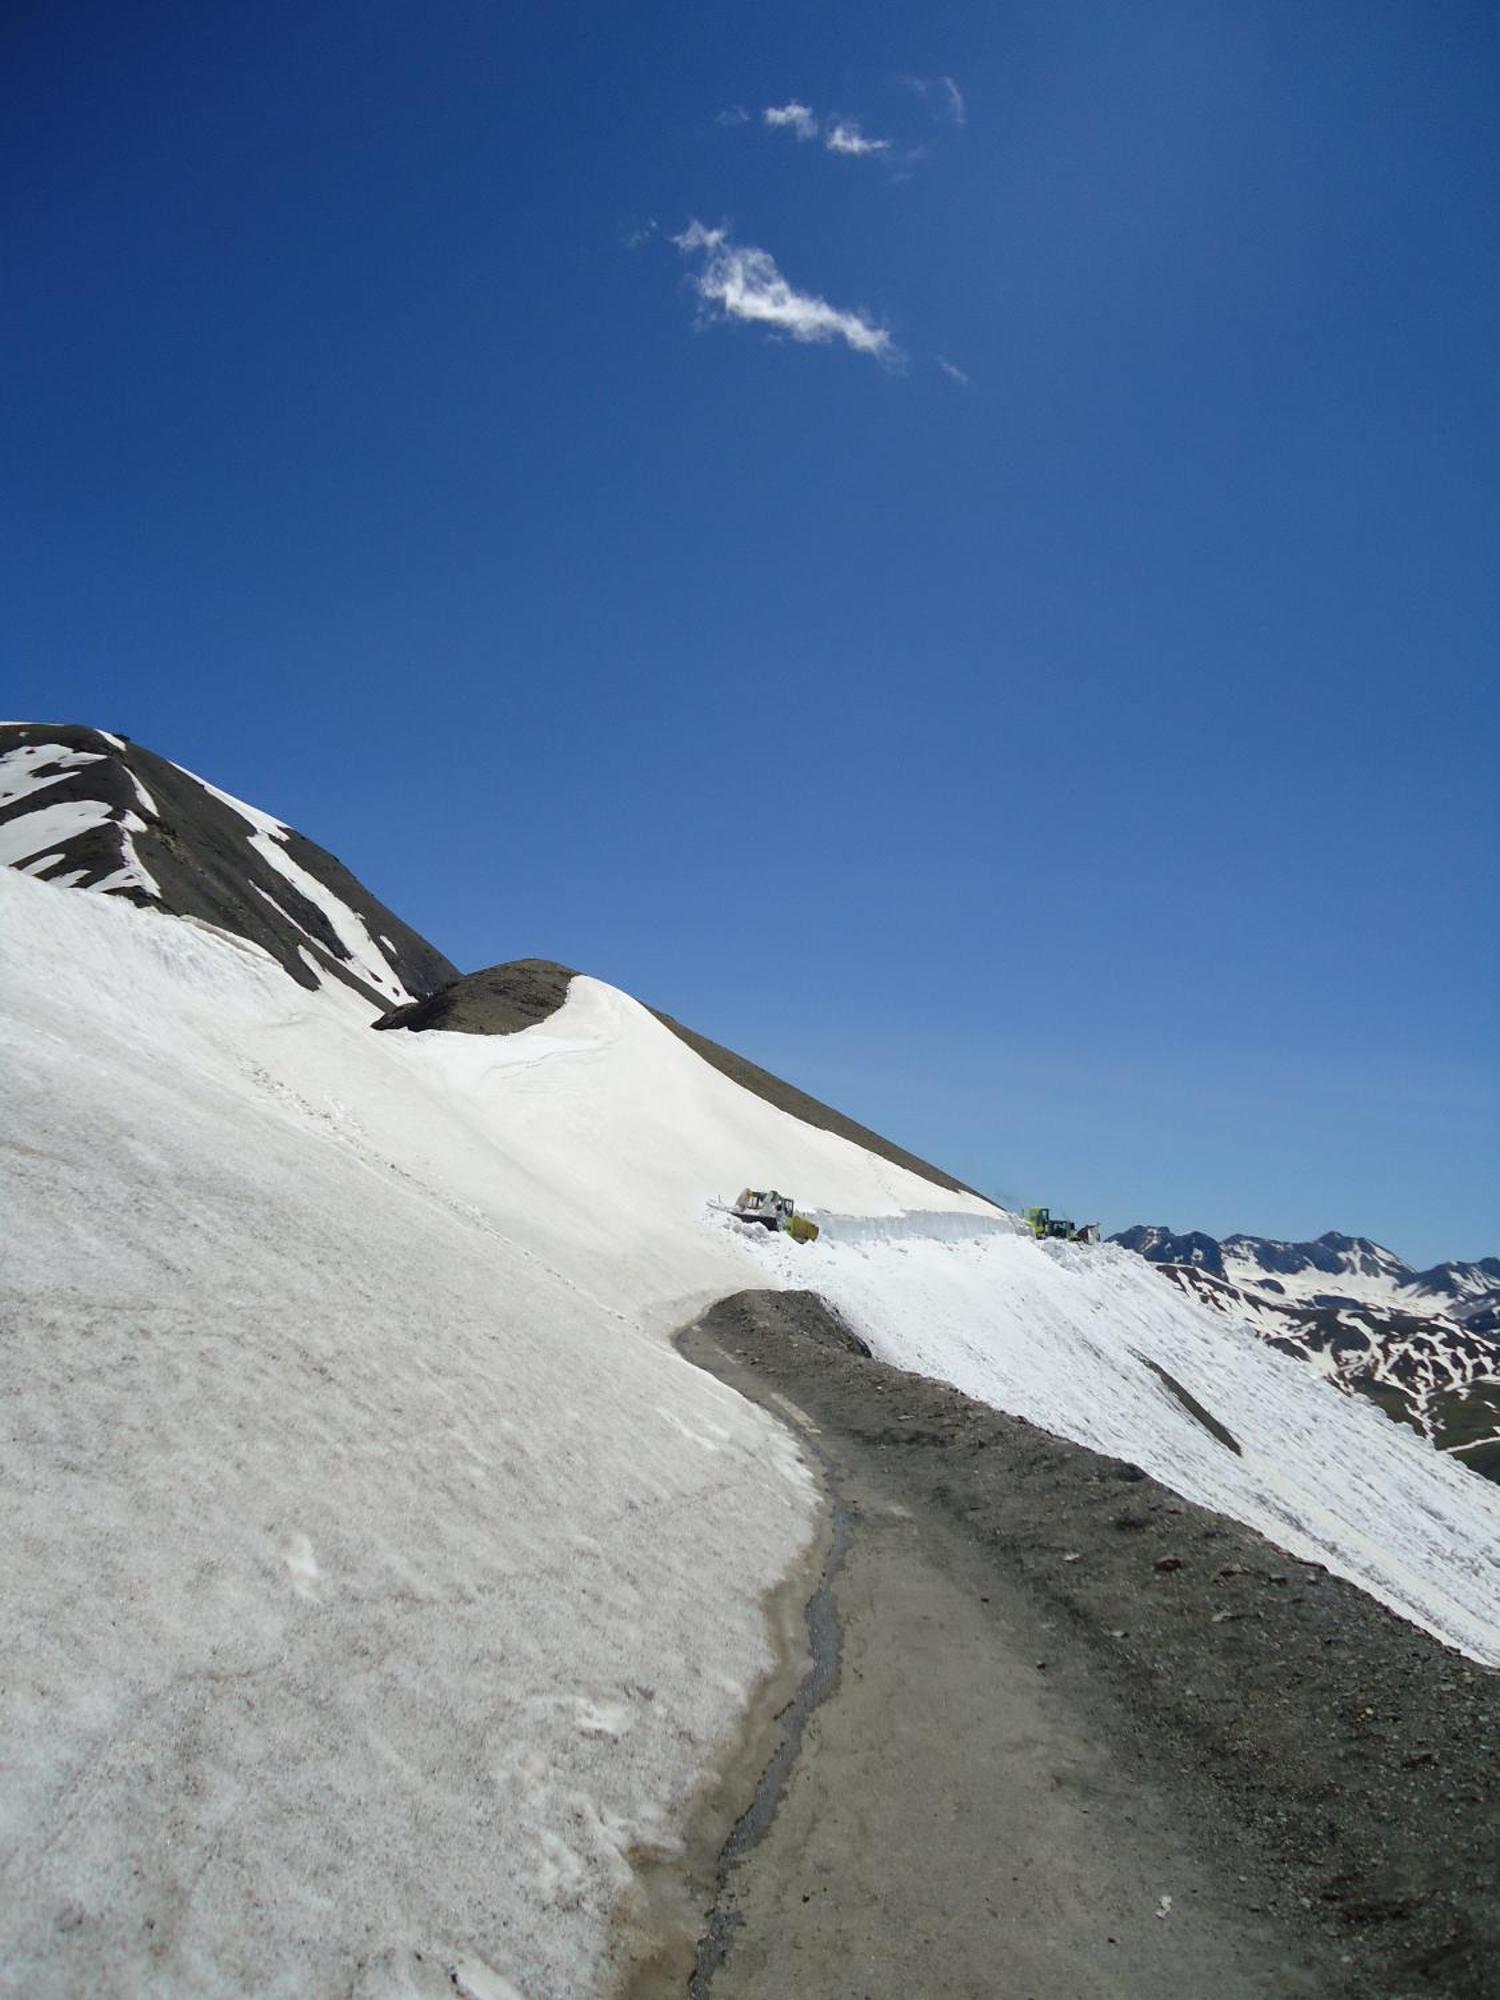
(6, 866), (1500, 1999)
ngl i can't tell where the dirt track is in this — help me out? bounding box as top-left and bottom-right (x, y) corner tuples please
(651, 1291), (1500, 2000)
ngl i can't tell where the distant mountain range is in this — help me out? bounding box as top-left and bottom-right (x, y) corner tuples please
(1112, 1226), (1500, 1482)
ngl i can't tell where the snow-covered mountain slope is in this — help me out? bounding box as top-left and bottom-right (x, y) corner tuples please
(0, 863), (996, 1999)
(0, 722), (456, 1007)
(736, 1216), (1500, 1662)
(376, 957), (978, 1197)
(1404, 1256), (1500, 1313)
(6, 751), (1500, 1995)
(1196, 1225), (1500, 1321)
(1114, 1225), (1500, 1485)
(1110, 1223), (1500, 1324)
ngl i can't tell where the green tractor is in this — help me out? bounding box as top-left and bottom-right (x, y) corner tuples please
(1024, 1206), (1100, 1246)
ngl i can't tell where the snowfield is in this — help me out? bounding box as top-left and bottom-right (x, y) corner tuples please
(4, 863), (1500, 1997)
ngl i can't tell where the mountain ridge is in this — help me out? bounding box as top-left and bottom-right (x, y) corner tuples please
(0, 722), (457, 1008)
(0, 722), (974, 1199)
(1112, 1222), (1500, 1481)
(374, 958), (978, 1197)
(1114, 1221), (1499, 1313)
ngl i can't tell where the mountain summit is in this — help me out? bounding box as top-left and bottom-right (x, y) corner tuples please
(1218, 1228), (1414, 1304)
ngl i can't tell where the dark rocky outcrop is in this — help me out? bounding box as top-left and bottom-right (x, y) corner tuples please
(0, 724), (457, 1009)
(372, 959), (576, 1036)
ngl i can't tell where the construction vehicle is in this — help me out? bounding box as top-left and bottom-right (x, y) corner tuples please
(727, 1189), (821, 1244)
(1025, 1207), (1099, 1246)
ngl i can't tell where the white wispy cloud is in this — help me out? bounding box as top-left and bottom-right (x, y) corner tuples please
(715, 105), (749, 127)
(937, 356), (971, 387)
(825, 119), (891, 158)
(672, 221), (895, 361)
(903, 74), (967, 127)
(763, 101), (818, 141)
(753, 99), (903, 166)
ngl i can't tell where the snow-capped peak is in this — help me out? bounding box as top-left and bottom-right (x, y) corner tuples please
(1219, 1229), (1413, 1306)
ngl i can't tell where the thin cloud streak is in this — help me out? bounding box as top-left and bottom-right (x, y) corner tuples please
(672, 222), (895, 361)
(937, 356), (971, 387)
(903, 74), (967, 127)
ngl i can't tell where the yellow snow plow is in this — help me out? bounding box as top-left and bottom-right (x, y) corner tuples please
(726, 1189), (821, 1244)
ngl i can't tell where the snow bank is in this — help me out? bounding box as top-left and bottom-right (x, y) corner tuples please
(737, 1220), (1500, 1666)
(808, 1206), (1021, 1248)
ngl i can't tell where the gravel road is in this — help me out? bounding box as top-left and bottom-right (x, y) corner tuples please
(636, 1289), (1500, 2000)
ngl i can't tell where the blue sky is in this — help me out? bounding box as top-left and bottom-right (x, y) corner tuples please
(5, 1), (1496, 1262)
